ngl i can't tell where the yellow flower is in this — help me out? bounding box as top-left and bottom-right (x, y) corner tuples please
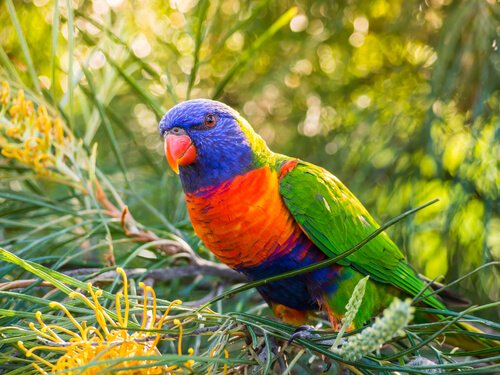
(52, 117), (65, 145)
(9, 89), (34, 118)
(18, 267), (189, 374)
(35, 105), (52, 145)
(1, 144), (24, 162)
(0, 81), (9, 105)
(0, 82), (73, 176)
(33, 154), (55, 173)
(5, 125), (22, 139)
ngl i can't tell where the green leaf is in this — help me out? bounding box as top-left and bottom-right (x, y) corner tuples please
(5, 0), (41, 93)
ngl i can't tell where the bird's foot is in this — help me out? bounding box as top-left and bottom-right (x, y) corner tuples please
(288, 325), (321, 344)
(288, 325), (340, 346)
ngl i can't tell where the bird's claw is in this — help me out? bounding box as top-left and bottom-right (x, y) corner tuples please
(288, 325), (343, 346)
(288, 325), (321, 344)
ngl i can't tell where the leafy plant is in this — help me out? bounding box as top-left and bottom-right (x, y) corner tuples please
(0, 0), (498, 373)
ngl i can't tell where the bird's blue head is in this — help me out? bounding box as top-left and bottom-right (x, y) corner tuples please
(159, 99), (260, 193)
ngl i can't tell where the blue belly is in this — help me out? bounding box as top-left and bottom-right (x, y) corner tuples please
(238, 235), (343, 311)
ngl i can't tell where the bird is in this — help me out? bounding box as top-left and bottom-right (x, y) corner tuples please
(158, 99), (491, 349)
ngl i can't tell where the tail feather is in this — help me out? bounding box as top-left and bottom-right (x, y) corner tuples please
(418, 313), (500, 356)
(419, 275), (470, 306)
(445, 321), (500, 355)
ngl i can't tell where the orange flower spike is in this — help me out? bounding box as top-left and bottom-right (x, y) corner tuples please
(151, 299), (182, 348)
(87, 286), (111, 335)
(17, 148), (29, 164)
(35, 105), (49, 130)
(139, 282), (149, 329)
(209, 347), (216, 357)
(139, 282), (158, 329)
(11, 89), (32, 118)
(53, 117), (64, 144)
(46, 324), (81, 340)
(24, 137), (42, 161)
(24, 98), (34, 118)
(35, 311), (64, 343)
(1, 145), (19, 159)
(43, 125), (51, 147)
(17, 341), (55, 370)
(8, 89), (23, 117)
(223, 349), (229, 375)
(116, 268), (130, 327)
(184, 347), (195, 369)
(49, 302), (86, 338)
(92, 287), (118, 328)
(173, 319), (184, 356)
(69, 290), (101, 325)
(146, 285), (157, 329)
(157, 299), (182, 329)
(0, 81), (9, 105)
(34, 154), (54, 173)
(35, 105), (52, 147)
(115, 291), (124, 326)
(5, 126), (22, 138)
(20, 268), (172, 374)
(28, 322), (58, 342)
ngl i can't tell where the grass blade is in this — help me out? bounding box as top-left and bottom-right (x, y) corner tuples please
(0, 190), (77, 216)
(186, 0), (210, 99)
(80, 66), (130, 186)
(5, 0), (41, 93)
(50, 0), (60, 101)
(65, 0), (75, 129)
(212, 6), (298, 99)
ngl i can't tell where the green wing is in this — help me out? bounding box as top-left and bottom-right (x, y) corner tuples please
(278, 158), (444, 310)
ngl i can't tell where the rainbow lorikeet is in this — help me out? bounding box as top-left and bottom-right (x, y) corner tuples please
(157, 99), (458, 330)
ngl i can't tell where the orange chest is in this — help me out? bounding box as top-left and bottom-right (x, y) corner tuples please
(184, 167), (302, 269)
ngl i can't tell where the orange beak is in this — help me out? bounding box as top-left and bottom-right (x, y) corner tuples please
(164, 134), (197, 174)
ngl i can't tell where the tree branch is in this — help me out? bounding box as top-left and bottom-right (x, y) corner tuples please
(64, 264), (247, 284)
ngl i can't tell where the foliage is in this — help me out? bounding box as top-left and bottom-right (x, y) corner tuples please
(333, 298), (415, 362)
(17, 267), (187, 374)
(0, 0), (498, 373)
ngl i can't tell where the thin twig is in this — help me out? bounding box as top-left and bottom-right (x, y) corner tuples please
(62, 265), (247, 284)
(93, 178), (198, 260)
(0, 279), (53, 291)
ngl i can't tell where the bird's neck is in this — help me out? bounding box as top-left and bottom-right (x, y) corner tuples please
(179, 133), (274, 193)
(179, 155), (253, 193)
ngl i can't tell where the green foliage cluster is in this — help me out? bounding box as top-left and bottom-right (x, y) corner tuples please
(0, 0), (498, 373)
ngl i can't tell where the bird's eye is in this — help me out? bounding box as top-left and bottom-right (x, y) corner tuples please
(204, 114), (217, 127)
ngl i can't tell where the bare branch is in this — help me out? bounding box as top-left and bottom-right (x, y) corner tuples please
(63, 264), (247, 284)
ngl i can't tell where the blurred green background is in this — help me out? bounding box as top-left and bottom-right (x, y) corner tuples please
(0, 0), (498, 318)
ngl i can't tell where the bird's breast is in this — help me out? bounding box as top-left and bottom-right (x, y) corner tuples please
(185, 166), (307, 269)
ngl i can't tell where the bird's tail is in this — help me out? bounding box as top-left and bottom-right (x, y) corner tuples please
(416, 311), (499, 357)
(444, 321), (499, 357)
(416, 276), (498, 356)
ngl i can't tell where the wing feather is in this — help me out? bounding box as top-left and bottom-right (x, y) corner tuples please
(278, 158), (444, 309)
